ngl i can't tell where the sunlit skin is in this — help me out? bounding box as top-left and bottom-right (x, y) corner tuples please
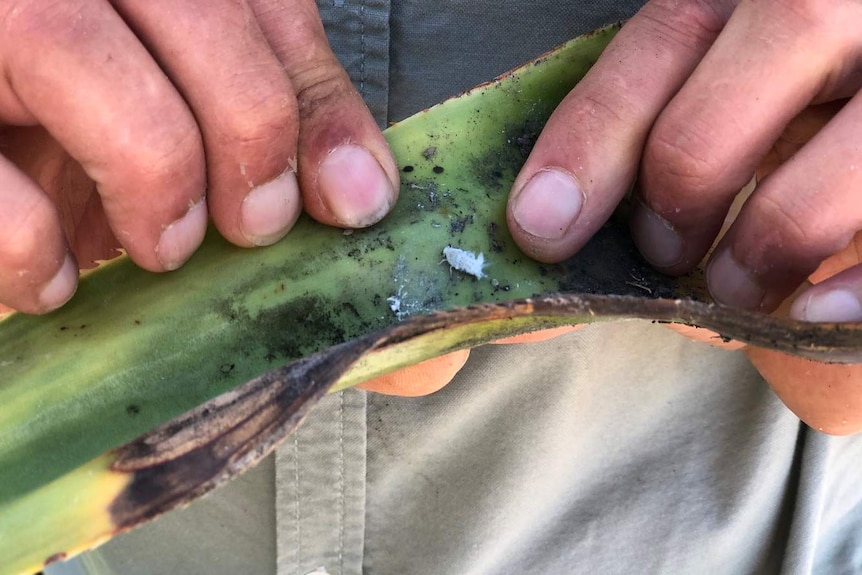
(2, 1), (861, 435)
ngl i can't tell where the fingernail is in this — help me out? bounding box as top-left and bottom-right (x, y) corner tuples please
(39, 253), (77, 310)
(510, 169), (584, 239)
(707, 248), (766, 310)
(157, 199), (207, 271)
(241, 170), (301, 246)
(791, 288), (862, 322)
(630, 200), (684, 268)
(318, 145), (395, 228)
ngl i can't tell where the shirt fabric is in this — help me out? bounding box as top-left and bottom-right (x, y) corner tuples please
(47, 2), (862, 574)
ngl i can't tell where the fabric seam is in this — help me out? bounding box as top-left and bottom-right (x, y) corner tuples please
(359, 0), (366, 96)
(338, 390), (346, 574)
(294, 433), (301, 574)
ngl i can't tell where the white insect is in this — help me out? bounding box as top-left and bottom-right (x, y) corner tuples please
(387, 285), (410, 320)
(387, 294), (403, 315)
(442, 246), (486, 279)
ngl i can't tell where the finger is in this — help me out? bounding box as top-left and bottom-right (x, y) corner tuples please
(2, 126), (121, 270)
(756, 103), (845, 182)
(706, 91), (862, 311)
(250, 0), (399, 229)
(741, 229), (862, 435)
(1, 0), (207, 272)
(112, 0), (303, 247)
(790, 264), (862, 323)
(492, 326), (581, 345)
(634, 0), (862, 283)
(506, 0), (735, 263)
(745, 346), (862, 435)
(788, 230), (861, 322)
(662, 323), (745, 350)
(0, 155), (77, 314)
(808, 230), (862, 285)
(356, 350), (471, 397)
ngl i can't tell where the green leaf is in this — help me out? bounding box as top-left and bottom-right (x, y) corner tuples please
(1, 23), (859, 575)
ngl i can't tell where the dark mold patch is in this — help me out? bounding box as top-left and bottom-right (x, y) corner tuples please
(420, 292), (445, 310)
(210, 283), (372, 371)
(341, 302), (362, 320)
(362, 228), (395, 254)
(487, 222), (506, 253)
(432, 166), (445, 174)
(233, 294), (375, 364)
(513, 131), (538, 158)
(126, 405), (140, 417)
(469, 116), (544, 193)
(449, 215), (473, 235)
(552, 216), (705, 300)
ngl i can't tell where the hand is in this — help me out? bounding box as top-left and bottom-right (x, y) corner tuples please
(367, 1), (862, 435)
(507, 0), (862, 316)
(0, 0), (397, 314)
(502, 0), (862, 433)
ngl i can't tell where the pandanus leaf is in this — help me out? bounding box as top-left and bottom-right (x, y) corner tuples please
(1, 23), (860, 575)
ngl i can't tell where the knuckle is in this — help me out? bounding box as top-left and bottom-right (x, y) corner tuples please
(757, 194), (813, 248)
(565, 89), (635, 132)
(1, 0), (84, 40)
(638, 0), (729, 52)
(292, 62), (355, 120)
(645, 122), (728, 200)
(218, 83), (299, 150)
(755, 0), (860, 55)
(117, 112), (204, 193)
(763, 0), (858, 57)
(768, 0), (830, 29)
(0, 198), (57, 266)
(753, 193), (849, 260)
